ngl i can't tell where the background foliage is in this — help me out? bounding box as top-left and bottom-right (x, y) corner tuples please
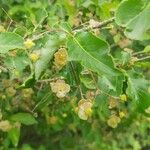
(0, 0), (150, 149)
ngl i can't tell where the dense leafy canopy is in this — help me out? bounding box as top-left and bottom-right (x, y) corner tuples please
(0, 0), (150, 149)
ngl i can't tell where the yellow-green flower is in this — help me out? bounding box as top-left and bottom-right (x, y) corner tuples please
(107, 115), (121, 128)
(5, 87), (16, 97)
(120, 94), (127, 102)
(30, 53), (40, 62)
(50, 80), (70, 98)
(77, 99), (93, 120)
(24, 39), (35, 49)
(119, 111), (126, 118)
(0, 120), (12, 132)
(0, 25), (6, 32)
(54, 48), (68, 69)
(108, 98), (119, 109)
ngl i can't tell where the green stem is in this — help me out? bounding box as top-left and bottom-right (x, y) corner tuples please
(133, 51), (149, 56)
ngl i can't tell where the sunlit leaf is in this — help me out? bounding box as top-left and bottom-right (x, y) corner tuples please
(0, 32), (24, 53)
(10, 113), (37, 125)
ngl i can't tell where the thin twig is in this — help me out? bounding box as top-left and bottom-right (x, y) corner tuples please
(73, 17), (115, 33)
(136, 55), (150, 61)
(31, 29), (65, 41)
(2, 8), (13, 31)
(133, 51), (149, 56)
(37, 78), (55, 83)
(73, 21), (89, 30)
(30, 17), (115, 41)
(32, 93), (51, 112)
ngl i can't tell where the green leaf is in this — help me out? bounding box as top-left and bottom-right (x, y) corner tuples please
(98, 76), (115, 92)
(35, 92), (53, 111)
(21, 144), (34, 150)
(125, 3), (150, 40)
(4, 52), (30, 72)
(0, 32), (24, 53)
(67, 32), (120, 77)
(82, 0), (94, 8)
(80, 75), (96, 89)
(126, 71), (150, 112)
(35, 33), (66, 80)
(8, 127), (20, 147)
(115, 0), (150, 40)
(120, 51), (132, 66)
(98, 75), (124, 96)
(10, 113), (37, 125)
(144, 45), (150, 53)
(35, 8), (48, 24)
(19, 73), (35, 89)
(115, 0), (144, 26)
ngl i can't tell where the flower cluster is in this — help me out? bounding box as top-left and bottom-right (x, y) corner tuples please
(54, 48), (68, 69)
(22, 88), (34, 99)
(77, 99), (93, 120)
(89, 19), (100, 28)
(108, 98), (119, 109)
(120, 94), (127, 102)
(107, 96), (127, 128)
(119, 111), (126, 118)
(0, 25), (5, 32)
(2, 79), (10, 88)
(5, 87), (16, 97)
(48, 116), (58, 125)
(0, 109), (12, 132)
(0, 120), (12, 132)
(107, 114), (121, 128)
(24, 39), (35, 49)
(50, 80), (70, 98)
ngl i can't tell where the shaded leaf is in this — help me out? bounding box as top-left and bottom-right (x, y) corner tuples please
(35, 33), (66, 80)
(19, 73), (35, 89)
